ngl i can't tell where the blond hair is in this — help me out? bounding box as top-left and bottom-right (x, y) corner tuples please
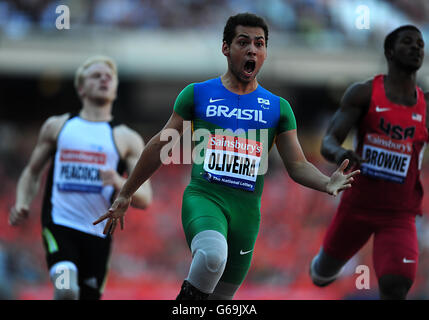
(74, 56), (118, 91)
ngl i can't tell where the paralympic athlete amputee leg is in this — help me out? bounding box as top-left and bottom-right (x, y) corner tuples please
(178, 184), (260, 300)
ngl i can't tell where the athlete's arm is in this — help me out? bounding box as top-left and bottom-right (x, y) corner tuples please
(276, 130), (359, 195)
(321, 80), (372, 170)
(93, 111), (185, 233)
(9, 114), (68, 226)
(102, 125), (153, 209)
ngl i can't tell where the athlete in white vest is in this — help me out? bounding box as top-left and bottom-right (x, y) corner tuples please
(9, 56), (152, 300)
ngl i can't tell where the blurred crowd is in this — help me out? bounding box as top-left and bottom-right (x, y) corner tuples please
(1, 0), (429, 47)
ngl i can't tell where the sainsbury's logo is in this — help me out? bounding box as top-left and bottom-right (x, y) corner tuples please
(60, 149), (106, 164)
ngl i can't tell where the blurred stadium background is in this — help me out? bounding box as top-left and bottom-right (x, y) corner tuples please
(1, 0), (429, 300)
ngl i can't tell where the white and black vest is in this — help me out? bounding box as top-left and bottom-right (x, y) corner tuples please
(42, 114), (126, 238)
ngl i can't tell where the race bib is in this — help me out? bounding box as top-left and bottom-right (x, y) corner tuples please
(361, 134), (413, 183)
(203, 135), (263, 191)
(56, 149), (105, 193)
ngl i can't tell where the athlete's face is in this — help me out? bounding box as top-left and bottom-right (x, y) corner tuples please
(79, 63), (118, 104)
(223, 25), (267, 83)
(390, 30), (425, 72)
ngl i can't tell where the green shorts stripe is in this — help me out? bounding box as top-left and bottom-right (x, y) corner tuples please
(42, 227), (59, 254)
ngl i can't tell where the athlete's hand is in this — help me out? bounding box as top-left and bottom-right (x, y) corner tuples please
(93, 195), (131, 235)
(100, 169), (123, 187)
(9, 205), (29, 226)
(326, 159), (360, 196)
(335, 149), (364, 171)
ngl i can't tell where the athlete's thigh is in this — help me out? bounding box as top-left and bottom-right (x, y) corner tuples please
(78, 232), (112, 299)
(372, 213), (418, 282)
(322, 201), (374, 261)
(42, 223), (80, 270)
(182, 189), (229, 247)
(220, 202), (261, 286)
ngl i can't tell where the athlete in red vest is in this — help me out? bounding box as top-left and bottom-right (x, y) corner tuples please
(310, 25), (428, 299)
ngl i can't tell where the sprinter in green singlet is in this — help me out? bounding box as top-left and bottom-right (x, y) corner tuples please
(94, 13), (359, 300)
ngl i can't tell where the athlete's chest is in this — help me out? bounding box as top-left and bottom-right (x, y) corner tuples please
(57, 119), (119, 164)
(193, 87), (280, 130)
(363, 101), (427, 142)
(359, 99), (428, 183)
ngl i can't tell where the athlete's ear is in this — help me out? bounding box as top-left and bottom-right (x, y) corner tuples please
(222, 41), (230, 57)
(384, 49), (394, 61)
(77, 85), (85, 99)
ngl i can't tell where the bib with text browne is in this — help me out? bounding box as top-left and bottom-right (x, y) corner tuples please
(361, 133), (412, 184)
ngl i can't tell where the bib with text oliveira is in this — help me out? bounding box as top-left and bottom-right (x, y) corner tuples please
(203, 135), (263, 192)
(361, 133), (412, 184)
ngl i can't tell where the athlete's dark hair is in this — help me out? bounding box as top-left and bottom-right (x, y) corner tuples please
(223, 13), (269, 47)
(384, 25), (422, 55)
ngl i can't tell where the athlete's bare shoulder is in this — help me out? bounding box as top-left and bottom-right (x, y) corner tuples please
(112, 124), (144, 158)
(341, 79), (372, 111)
(347, 78), (372, 92)
(39, 113), (70, 143)
(113, 124), (142, 143)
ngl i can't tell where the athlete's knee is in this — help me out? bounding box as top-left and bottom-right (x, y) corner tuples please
(50, 261), (79, 300)
(184, 230), (228, 295)
(192, 230), (228, 273)
(194, 249), (226, 273)
(199, 246), (227, 273)
(378, 274), (412, 300)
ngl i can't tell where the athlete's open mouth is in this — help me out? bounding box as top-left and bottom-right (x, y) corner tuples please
(244, 60), (256, 75)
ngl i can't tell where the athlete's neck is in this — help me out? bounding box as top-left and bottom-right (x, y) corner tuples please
(385, 67), (417, 102)
(221, 72), (258, 95)
(80, 100), (113, 122)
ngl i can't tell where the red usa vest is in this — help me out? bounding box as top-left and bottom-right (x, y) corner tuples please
(341, 74), (428, 214)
